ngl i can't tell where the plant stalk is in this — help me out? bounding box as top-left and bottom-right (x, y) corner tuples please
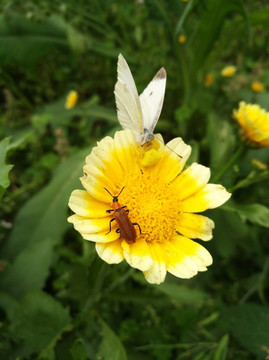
(212, 143), (245, 183)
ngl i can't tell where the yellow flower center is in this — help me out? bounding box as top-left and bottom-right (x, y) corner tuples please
(117, 167), (182, 244)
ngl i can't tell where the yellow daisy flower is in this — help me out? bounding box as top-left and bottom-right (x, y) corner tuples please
(68, 129), (231, 284)
(221, 65), (236, 77)
(65, 90), (78, 109)
(233, 101), (269, 147)
(251, 81), (264, 93)
(178, 35), (187, 44)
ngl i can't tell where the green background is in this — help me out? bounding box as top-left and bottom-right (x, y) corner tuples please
(1, 1), (269, 359)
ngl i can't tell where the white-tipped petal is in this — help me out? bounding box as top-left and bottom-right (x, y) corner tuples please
(68, 190), (108, 218)
(173, 163), (211, 200)
(122, 238), (153, 271)
(177, 213), (214, 241)
(96, 239), (124, 264)
(143, 243), (167, 284)
(182, 184), (232, 213)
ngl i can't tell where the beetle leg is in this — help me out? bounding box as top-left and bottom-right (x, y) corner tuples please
(106, 218), (115, 234)
(106, 209), (114, 213)
(133, 222), (147, 235)
(116, 228), (121, 233)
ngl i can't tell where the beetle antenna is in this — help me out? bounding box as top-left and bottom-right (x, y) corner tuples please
(117, 187), (125, 198)
(104, 188), (113, 198)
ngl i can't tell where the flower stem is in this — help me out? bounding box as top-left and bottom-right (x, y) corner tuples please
(212, 143), (245, 183)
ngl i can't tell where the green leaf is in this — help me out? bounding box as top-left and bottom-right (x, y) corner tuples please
(230, 169), (269, 192)
(191, 0), (248, 78)
(70, 339), (88, 360)
(213, 334), (229, 360)
(0, 13), (69, 66)
(98, 319), (127, 360)
(249, 7), (269, 32)
(208, 208), (249, 258)
(222, 304), (269, 359)
(35, 95), (117, 129)
(224, 203), (269, 228)
(0, 137), (13, 201)
(0, 291), (19, 318)
(0, 237), (56, 299)
(2, 148), (89, 259)
(67, 24), (87, 54)
(153, 282), (209, 307)
(6, 127), (33, 152)
(9, 291), (71, 358)
(0, 148), (90, 298)
(174, 0), (195, 35)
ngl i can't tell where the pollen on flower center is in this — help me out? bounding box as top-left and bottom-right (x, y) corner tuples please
(119, 170), (182, 244)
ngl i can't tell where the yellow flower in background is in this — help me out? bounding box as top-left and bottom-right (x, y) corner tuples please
(178, 35), (187, 44)
(68, 129), (231, 284)
(221, 65), (236, 77)
(204, 73), (214, 87)
(65, 90), (78, 109)
(233, 101), (269, 147)
(251, 81), (264, 93)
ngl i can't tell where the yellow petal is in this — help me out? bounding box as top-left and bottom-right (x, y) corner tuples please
(68, 214), (110, 235)
(80, 172), (116, 202)
(181, 184), (231, 213)
(164, 239), (198, 278)
(90, 138), (124, 179)
(68, 189), (108, 218)
(143, 242), (167, 284)
(95, 239), (124, 264)
(173, 163), (210, 200)
(177, 213), (214, 241)
(81, 230), (119, 243)
(68, 214), (119, 242)
(81, 160), (123, 203)
(150, 137), (191, 182)
(80, 135), (128, 202)
(122, 238), (153, 271)
(140, 148), (162, 167)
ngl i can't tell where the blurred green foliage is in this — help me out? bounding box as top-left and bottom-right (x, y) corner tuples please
(1, 0), (269, 359)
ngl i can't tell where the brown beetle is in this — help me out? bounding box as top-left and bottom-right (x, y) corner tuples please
(104, 187), (142, 244)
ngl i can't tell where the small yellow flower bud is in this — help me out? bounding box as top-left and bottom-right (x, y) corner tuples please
(65, 90), (78, 109)
(204, 73), (214, 86)
(221, 65), (236, 77)
(178, 35), (187, 44)
(251, 81), (264, 93)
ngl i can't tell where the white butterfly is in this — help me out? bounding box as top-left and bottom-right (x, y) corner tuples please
(114, 54), (166, 146)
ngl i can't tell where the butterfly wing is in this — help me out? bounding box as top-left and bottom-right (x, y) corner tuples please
(114, 54), (143, 139)
(139, 68), (166, 142)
